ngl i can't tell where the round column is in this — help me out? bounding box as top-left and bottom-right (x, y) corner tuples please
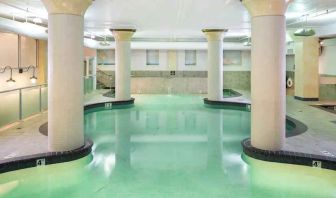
(42, 0), (92, 151)
(202, 29), (227, 101)
(110, 29), (136, 101)
(243, 0), (292, 151)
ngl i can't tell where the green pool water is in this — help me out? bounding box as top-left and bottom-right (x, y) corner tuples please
(0, 95), (335, 198)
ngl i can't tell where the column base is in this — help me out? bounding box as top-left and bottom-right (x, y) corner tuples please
(84, 98), (135, 110)
(294, 96), (319, 101)
(203, 98), (250, 111)
(112, 98), (135, 106)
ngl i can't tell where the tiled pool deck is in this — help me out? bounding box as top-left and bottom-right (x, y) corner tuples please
(0, 90), (336, 165)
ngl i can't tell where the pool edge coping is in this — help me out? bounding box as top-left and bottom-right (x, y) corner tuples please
(0, 139), (93, 174)
(242, 139), (336, 171)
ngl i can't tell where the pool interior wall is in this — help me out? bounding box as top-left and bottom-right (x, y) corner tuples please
(0, 94), (335, 198)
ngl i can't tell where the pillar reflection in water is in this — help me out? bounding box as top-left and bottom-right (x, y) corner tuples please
(115, 109), (131, 169)
(206, 109), (224, 171)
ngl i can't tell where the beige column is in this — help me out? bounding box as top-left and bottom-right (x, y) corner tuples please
(42, 0), (92, 151)
(243, 0), (292, 151)
(110, 29), (136, 101)
(203, 29), (227, 101)
(294, 37), (320, 101)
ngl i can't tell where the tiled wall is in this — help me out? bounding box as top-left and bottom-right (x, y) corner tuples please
(98, 71), (251, 93)
(320, 84), (336, 100)
(223, 71), (250, 90)
(131, 77), (208, 94)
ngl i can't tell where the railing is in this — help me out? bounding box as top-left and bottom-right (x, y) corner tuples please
(97, 69), (114, 88)
(0, 84), (48, 128)
(0, 75), (99, 128)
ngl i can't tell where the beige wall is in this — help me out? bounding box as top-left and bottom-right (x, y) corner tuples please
(0, 33), (42, 91)
(37, 40), (48, 84)
(131, 77), (207, 94)
(294, 37), (320, 99)
(20, 36), (37, 67)
(320, 38), (336, 75)
(84, 47), (97, 58)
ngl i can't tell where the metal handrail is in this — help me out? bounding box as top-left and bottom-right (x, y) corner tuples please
(97, 68), (113, 77)
(0, 76), (96, 128)
(0, 83), (47, 94)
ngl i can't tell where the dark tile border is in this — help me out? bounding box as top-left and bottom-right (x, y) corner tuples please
(285, 116), (308, 137)
(0, 139), (93, 174)
(39, 122), (48, 136)
(294, 96), (319, 101)
(204, 98), (250, 111)
(311, 104), (336, 115)
(84, 98), (135, 110)
(242, 139), (336, 171)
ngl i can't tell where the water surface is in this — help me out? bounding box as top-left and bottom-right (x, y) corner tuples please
(0, 95), (335, 198)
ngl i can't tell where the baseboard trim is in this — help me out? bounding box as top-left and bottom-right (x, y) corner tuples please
(294, 96), (319, 101)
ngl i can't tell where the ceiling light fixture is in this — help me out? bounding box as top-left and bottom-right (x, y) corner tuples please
(99, 36), (110, 46)
(32, 17), (42, 24)
(294, 14), (316, 37)
(243, 37), (251, 46)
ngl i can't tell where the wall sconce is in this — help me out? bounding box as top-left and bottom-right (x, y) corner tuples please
(1, 65), (38, 86)
(0, 66), (16, 86)
(24, 65), (38, 84)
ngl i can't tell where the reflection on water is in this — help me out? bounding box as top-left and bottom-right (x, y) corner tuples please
(0, 95), (335, 198)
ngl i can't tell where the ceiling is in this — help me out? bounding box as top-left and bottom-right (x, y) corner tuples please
(0, 0), (336, 43)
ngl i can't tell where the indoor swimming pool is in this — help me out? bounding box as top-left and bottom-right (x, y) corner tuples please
(0, 95), (335, 198)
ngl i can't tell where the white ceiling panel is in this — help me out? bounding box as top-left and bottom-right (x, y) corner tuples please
(0, 0), (335, 39)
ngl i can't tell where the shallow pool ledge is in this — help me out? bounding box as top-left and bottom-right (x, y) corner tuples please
(84, 97), (135, 110)
(242, 139), (336, 171)
(0, 139), (93, 174)
(203, 98), (251, 111)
